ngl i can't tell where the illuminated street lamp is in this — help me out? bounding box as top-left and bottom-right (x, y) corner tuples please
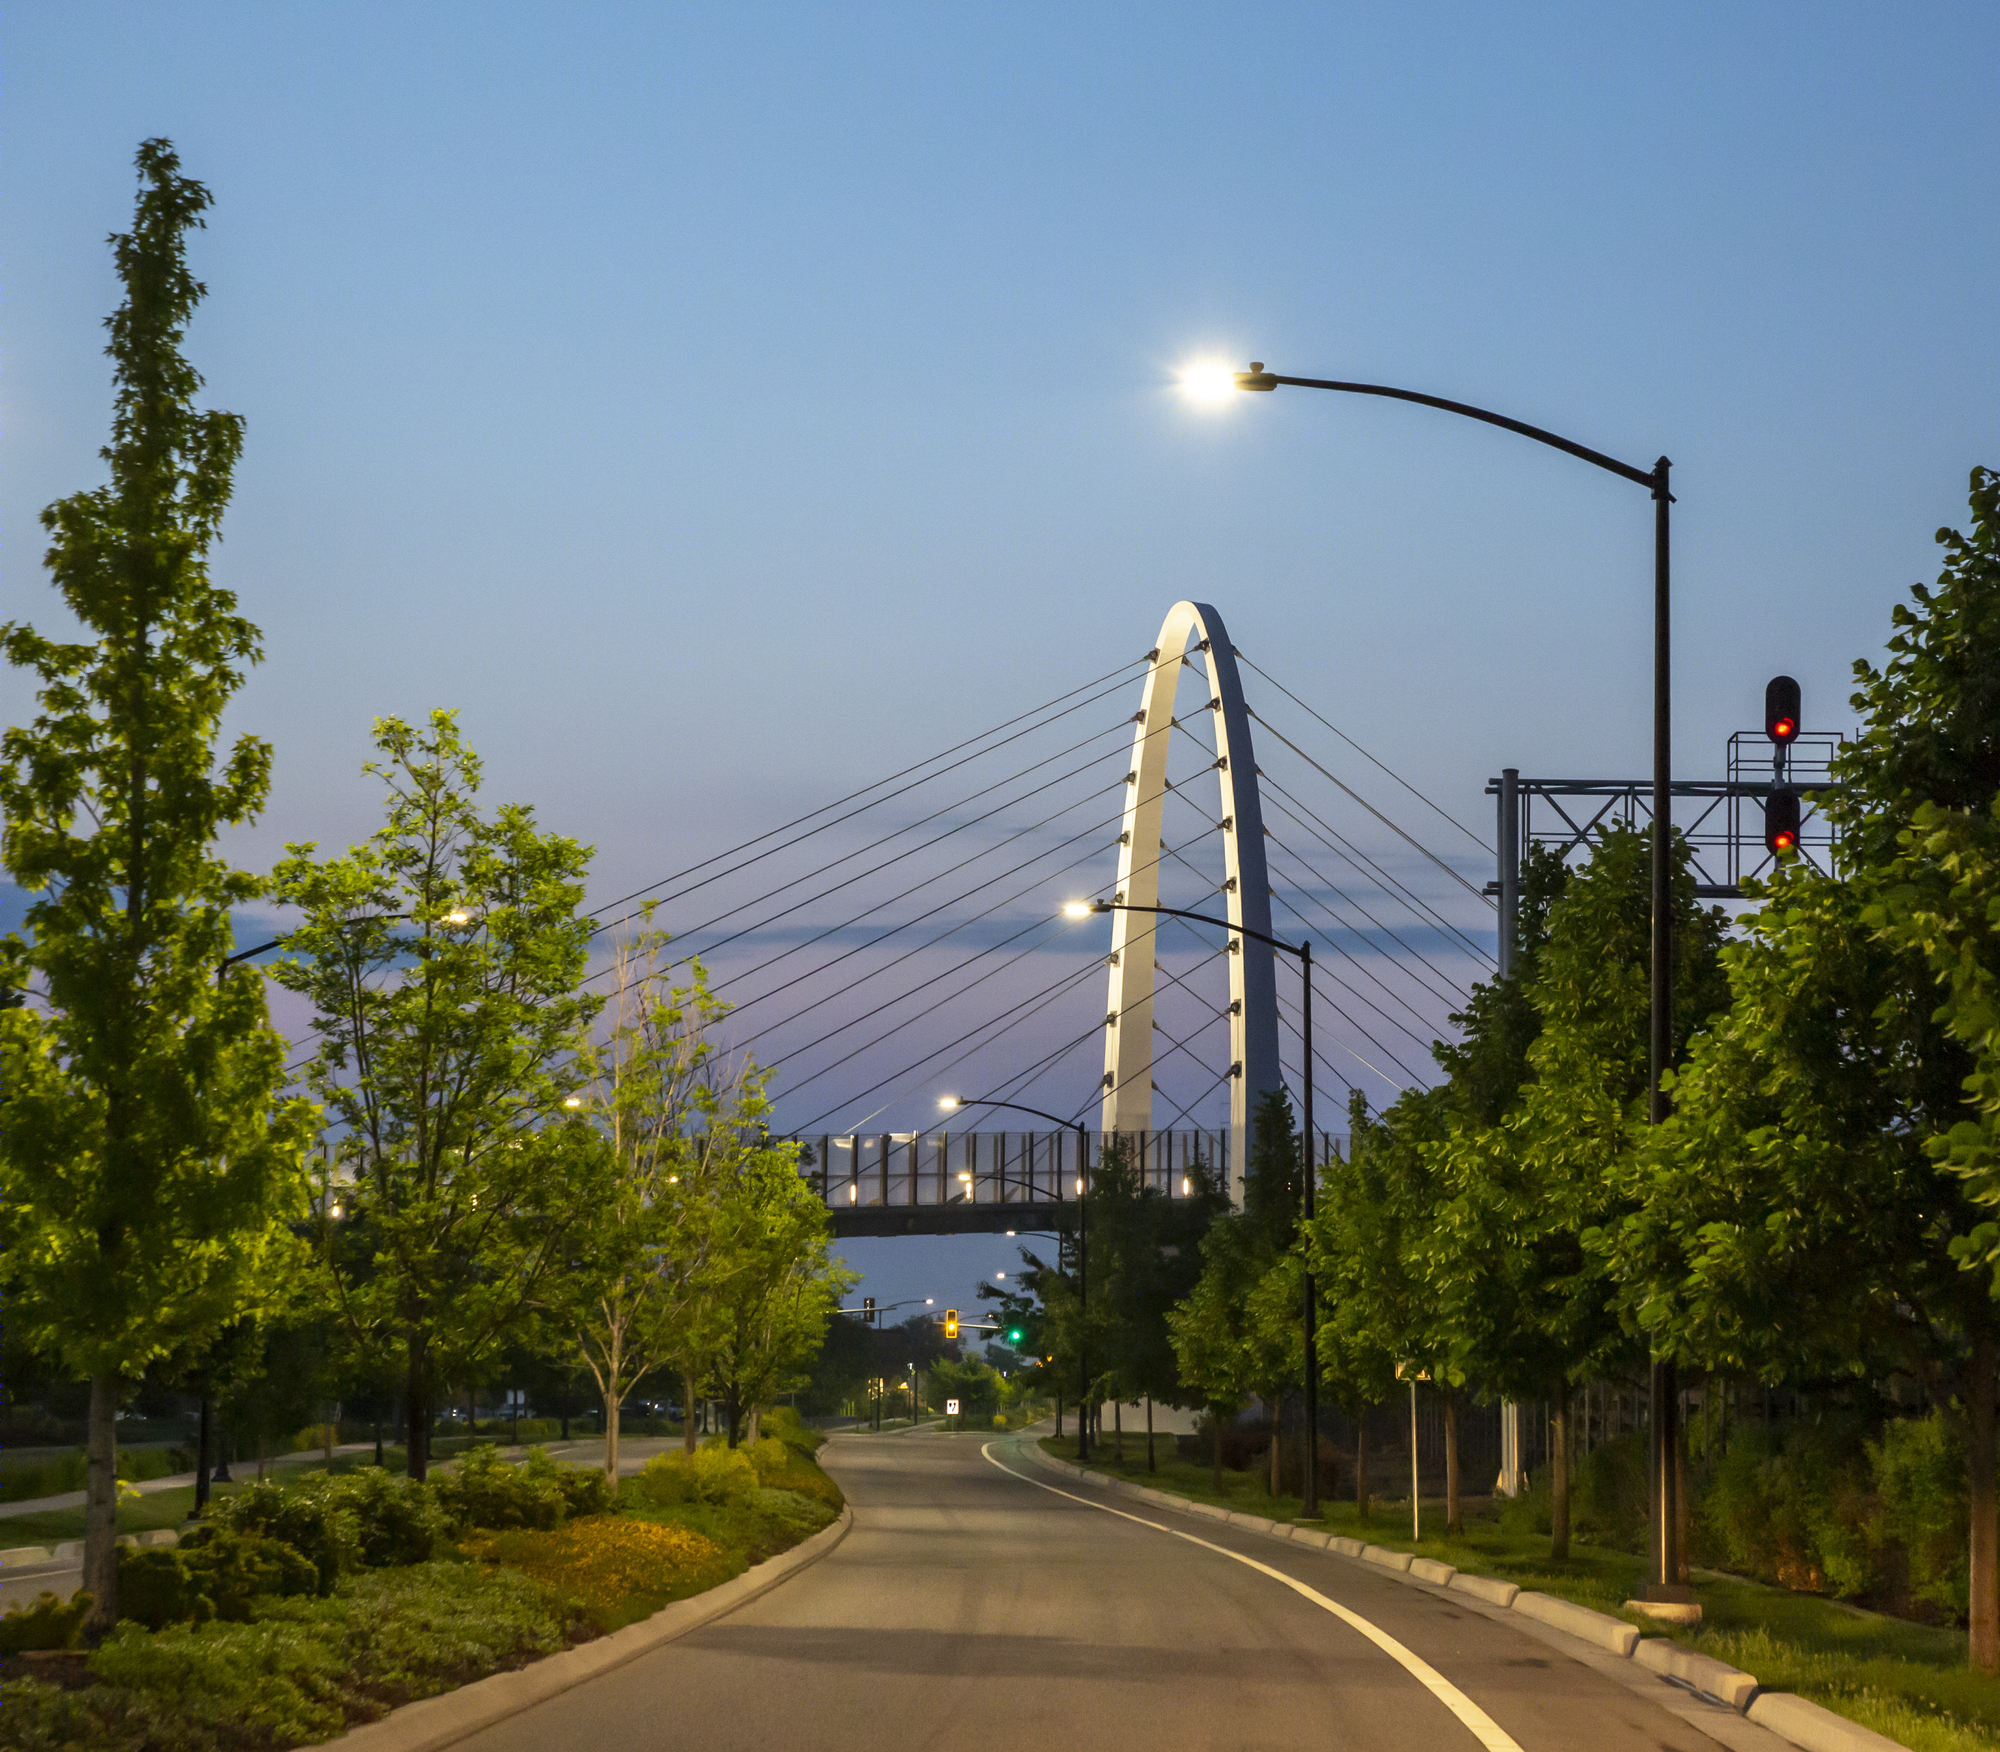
(1193, 360), (1689, 1599)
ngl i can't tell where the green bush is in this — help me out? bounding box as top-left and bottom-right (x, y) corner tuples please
(115, 1547), (215, 1632)
(762, 1406), (823, 1453)
(1699, 1418), (1876, 1598)
(431, 1444), (608, 1532)
(178, 1527), (321, 1622)
(208, 1479), (359, 1593)
(635, 1445), (760, 1508)
(322, 1466), (445, 1567)
(0, 1590), (92, 1653)
(1871, 1410), (1968, 1616)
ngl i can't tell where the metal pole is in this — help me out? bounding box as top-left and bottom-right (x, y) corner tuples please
(1411, 1377), (1421, 1542)
(1647, 455), (1686, 1601)
(1300, 940), (1319, 1518)
(1498, 768), (1520, 980)
(1077, 1129), (1090, 1463)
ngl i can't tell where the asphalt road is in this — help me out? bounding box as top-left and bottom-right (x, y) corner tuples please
(453, 1429), (1777, 1752)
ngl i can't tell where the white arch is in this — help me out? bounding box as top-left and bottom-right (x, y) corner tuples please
(1099, 601), (1280, 1203)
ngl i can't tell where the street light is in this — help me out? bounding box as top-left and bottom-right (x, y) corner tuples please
(1068, 898), (1321, 1517)
(1205, 361), (1686, 1601)
(939, 1093), (1094, 1462)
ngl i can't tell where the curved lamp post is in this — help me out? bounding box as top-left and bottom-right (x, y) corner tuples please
(1066, 898), (1322, 1518)
(1205, 362), (1686, 1599)
(940, 1095), (1093, 1461)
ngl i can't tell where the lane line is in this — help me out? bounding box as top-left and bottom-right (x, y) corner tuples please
(981, 1443), (1523, 1752)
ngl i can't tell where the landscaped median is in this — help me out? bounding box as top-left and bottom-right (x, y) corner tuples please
(1033, 1435), (1986, 1752)
(0, 1413), (844, 1751)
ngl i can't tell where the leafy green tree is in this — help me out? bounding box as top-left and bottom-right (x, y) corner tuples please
(269, 712), (602, 1480)
(1621, 467), (2000, 1668)
(1423, 827), (1727, 1559)
(0, 141), (313, 1629)
(557, 931), (737, 1480)
(692, 1119), (852, 1447)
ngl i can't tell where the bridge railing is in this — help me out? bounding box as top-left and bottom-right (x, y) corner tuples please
(787, 1130), (1349, 1212)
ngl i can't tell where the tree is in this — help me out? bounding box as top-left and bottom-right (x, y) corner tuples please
(692, 1117), (851, 1447)
(269, 713), (601, 1480)
(1423, 827), (1727, 1559)
(1618, 468), (2000, 1668)
(0, 141), (314, 1630)
(557, 931), (736, 1481)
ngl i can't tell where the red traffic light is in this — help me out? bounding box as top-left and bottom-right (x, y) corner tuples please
(1766, 676), (1801, 746)
(1765, 788), (1801, 856)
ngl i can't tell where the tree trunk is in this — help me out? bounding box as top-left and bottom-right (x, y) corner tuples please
(373, 1417), (384, 1469)
(1444, 1392), (1462, 1535)
(405, 1338), (429, 1483)
(684, 1369), (698, 1453)
(80, 1370), (120, 1635)
(604, 1388), (622, 1484)
(194, 1390), (212, 1514)
(1113, 1399), (1123, 1462)
(1146, 1397), (1156, 1473)
(1969, 1323), (1998, 1675)
(1211, 1410), (1223, 1491)
(1269, 1398), (1281, 1497)
(748, 1405), (762, 1445)
(1550, 1387), (1571, 1563)
(1356, 1411), (1371, 1521)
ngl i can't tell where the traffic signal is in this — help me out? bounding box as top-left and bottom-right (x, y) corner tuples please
(1766, 675), (1801, 746)
(944, 1309), (959, 1341)
(862, 1296), (875, 1325)
(1006, 1326), (1025, 1345)
(1765, 787), (1801, 855)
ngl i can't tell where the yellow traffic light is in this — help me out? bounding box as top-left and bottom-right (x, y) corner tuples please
(944, 1308), (959, 1340)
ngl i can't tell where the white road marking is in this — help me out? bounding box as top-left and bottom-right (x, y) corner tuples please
(981, 1443), (1524, 1752)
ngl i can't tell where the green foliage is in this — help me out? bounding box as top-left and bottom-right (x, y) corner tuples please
(206, 1480), (358, 1594)
(114, 1546), (215, 1632)
(0, 136), (315, 1625)
(269, 711), (604, 1475)
(634, 1444), (761, 1508)
(1874, 1413), (1971, 1617)
(311, 1467), (445, 1567)
(180, 1527), (322, 1619)
(0, 1590), (91, 1654)
(0, 1561), (573, 1752)
(430, 1445), (608, 1533)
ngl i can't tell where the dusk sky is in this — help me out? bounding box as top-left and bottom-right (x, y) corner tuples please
(5, 3), (1996, 1321)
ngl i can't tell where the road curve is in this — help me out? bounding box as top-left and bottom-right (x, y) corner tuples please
(452, 1430), (1753, 1752)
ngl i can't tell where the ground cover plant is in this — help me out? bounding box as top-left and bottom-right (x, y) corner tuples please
(0, 1437), (843, 1749)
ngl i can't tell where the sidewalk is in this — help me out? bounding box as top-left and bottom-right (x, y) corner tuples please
(0, 1442), (377, 1519)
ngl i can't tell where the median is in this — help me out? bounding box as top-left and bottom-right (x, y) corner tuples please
(0, 1414), (843, 1752)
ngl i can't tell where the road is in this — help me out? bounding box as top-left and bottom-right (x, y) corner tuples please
(453, 1429), (1777, 1752)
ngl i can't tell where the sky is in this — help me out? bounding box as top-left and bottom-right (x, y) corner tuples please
(5, 2), (1998, 1322)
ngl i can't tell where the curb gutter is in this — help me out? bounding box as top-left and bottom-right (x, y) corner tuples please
(1019, 1446), (1907, 1752)
(324, 1504), (853, 1752)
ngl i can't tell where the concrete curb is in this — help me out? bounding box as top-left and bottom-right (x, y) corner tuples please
(1007, 1441), (1898, 1752)
(1747, 1693), (1910, 1752)
(323, 1504), (853, 1752)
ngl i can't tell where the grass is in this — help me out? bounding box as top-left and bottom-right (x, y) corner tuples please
(0, 1487), (208, 1552)
(1043, 1436), (2000, 1752)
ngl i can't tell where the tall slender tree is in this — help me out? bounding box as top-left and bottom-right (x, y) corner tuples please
(0, 141), (313, 1630)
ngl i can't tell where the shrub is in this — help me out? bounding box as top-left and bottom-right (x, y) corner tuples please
(525, 1445), (613, 1519)
(1871, 1410), (1968, 1616)
(115, 1547), (215, 1632)
(762, 1406), (823, 1453)
(178, 1527), (321, 1622)
(433, 1444), (567, 1532)
(0, 1590), (91, 1653)
(459, 1516), (730, 1619)
(318, 1467), (446, 1567)
(634, 1445), (760, 1508)
(208, 1478), (359, 1593)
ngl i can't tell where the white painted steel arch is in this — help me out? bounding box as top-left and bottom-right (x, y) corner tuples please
(1099, 601), (1280, 1203)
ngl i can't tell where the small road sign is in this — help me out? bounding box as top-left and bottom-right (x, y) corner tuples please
(945, 1399), (960, 1416)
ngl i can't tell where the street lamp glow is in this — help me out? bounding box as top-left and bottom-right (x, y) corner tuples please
(937, 1095), (960, 1110)
(1062, 901), (1095, 919)
(563, 1095), (583, 1109)
(445, 909), (470, 925)
(957, 1171), (972, 1183)
(1178, 359), (1237, 403)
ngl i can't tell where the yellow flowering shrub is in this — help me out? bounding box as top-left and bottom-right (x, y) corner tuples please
(460, 1515), (732, 1621)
